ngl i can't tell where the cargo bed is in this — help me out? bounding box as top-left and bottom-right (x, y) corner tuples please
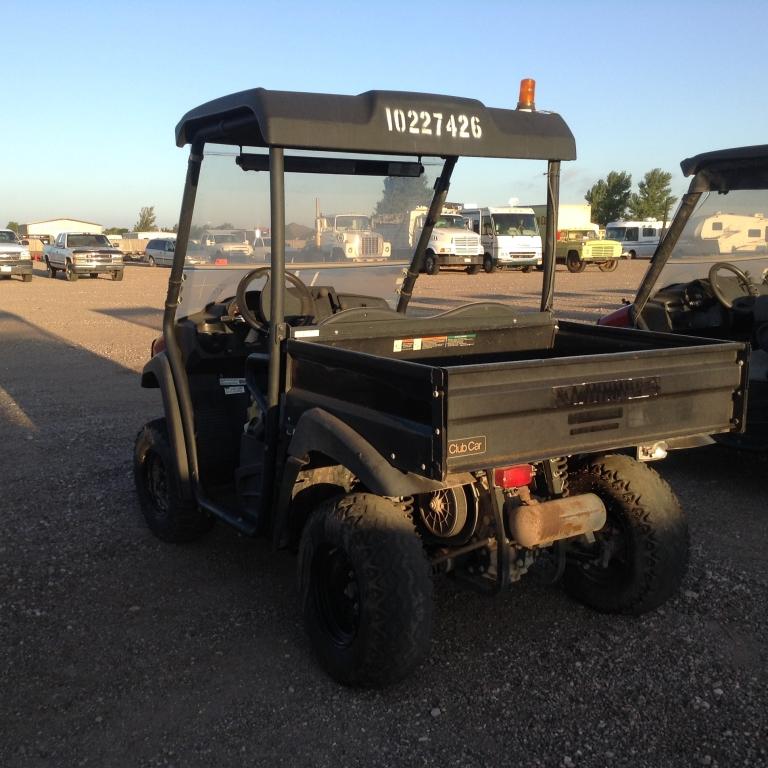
(285, 304), (748, 480)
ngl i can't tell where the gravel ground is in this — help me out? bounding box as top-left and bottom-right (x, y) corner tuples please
(1, 261), (766, 768)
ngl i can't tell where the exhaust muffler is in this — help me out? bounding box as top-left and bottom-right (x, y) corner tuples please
(509, 493), (606, 548)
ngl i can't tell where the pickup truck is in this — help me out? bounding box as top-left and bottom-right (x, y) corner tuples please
(0, 229), (33, 282)
(44, 232), (124, 281)
(134, 83), (748, 687)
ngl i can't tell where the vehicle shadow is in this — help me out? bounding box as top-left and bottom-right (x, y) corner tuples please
(92, 306), (164, 333)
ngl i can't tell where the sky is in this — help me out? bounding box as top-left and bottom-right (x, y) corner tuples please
(2, 0), (767, 229)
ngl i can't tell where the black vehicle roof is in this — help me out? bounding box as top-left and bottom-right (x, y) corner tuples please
(175, 87), (576, 161)
(681, 144), (768, 191)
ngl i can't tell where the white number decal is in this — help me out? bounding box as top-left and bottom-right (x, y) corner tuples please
(384, 106), (482, 140)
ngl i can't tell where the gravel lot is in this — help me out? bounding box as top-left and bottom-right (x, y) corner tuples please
(1, 261), (766, 768)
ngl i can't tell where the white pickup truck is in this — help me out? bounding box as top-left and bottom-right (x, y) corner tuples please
(0, 229), (33, 282)
(44, 233), (124, 281)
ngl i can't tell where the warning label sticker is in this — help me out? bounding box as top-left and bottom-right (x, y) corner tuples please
(393, 333), (476, 353)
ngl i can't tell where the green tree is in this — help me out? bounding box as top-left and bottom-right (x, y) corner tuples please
(375, 176), (432, 216)
(627, 168), (677, 221)
(6, 221), (20, 232)
(134, 206), (157, 231)
(585, 171), (632, 226)
(105, 227), (128, 235)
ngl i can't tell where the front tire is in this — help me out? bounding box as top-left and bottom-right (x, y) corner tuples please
(599, 259), (619, 272)
(65, 261), (78, 281)
(22, 273), (33, 282)
(521, 265), (533, 273)
(133, 419), (213, 543)
(563, 454), (689, 615)
(299, 493), (433, 687)
(483, 254), (496, 274)
(566, 251), (586, 273)
(148, 256), (156, 267)
(111, 270), (124, 281)
(466, 264), (480, 275)
(424, 252), (439, 275)
(45, 258), (57, 279)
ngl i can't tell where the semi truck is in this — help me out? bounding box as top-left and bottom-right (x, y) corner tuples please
(375, 205), (483, 274)
(316, 214), (391, 262)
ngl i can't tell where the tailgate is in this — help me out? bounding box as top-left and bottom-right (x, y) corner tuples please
(444, 333), (747, 473)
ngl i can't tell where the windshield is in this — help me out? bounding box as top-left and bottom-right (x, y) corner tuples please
(492, 213), (538, 236)
(0, 230), (20, 244)
(68, 234), (111, 248)
(177, 149), (553, 319)
(645, 189), (768, 292)
(334, 215), (371, 230)
(605, 227), (628, 241)
(563, 229), (598, 240)
(434, 215), (466, 229)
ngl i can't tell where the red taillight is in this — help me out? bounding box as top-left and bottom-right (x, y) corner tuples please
(597, 304), (633, 328)
(494, 464), (533, 489)
(556, 230), (564, 241)
(214, 257), (228, 265)
(151, 334), (166, 356)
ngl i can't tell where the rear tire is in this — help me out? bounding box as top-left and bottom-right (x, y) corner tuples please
(299, 493), (433, 687)
(563, 454), (689, 615)
(424, 252), (439, 275)
(599, 259), (619, 272)
(566, 252), (585, 273)
(133, 419), (213, 543)
(148, 256), (156, 267)
(22, 273), (33, 282)
(483, 254), (496, 274)
(521, 265), (533, 273)
(90, 272), (98, 279)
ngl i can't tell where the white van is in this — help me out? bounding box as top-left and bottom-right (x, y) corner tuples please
(462, 206), (542, 272)
(605, 219), (665, 259)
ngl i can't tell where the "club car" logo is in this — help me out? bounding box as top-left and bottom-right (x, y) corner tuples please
(447, 436), (487, 457)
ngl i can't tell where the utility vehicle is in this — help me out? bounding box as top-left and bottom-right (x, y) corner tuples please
(134, 83), (748, 686)
(600, 145), (768, 449)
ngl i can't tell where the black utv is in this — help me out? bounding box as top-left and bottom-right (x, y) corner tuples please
(134, 83), (748, 686)
(599, 145), (768, 449)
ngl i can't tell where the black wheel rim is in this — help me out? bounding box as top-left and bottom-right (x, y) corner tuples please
(144, 451), (170, 516)
(313, 544), (360, 646)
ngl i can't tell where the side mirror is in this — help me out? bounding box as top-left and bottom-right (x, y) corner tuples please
(21, 239), (29, 246)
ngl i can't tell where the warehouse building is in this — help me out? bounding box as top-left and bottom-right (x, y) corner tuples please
(21, 218), (103, 242)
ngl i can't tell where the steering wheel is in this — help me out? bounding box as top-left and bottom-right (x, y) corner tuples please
(233, 267), (315, 332)
(707, 262), (755, 309)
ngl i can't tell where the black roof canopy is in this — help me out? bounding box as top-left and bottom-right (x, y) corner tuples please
(175, 87), (576, 161)
(682, 144), (768, 192)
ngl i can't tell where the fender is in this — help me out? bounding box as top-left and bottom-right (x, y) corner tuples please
(272, 407), (447, 548)
(140, 352), (193, 498)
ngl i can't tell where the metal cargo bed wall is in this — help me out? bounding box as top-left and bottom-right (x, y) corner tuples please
(285, 341), (443, 477)
(444, 324), (747, 472)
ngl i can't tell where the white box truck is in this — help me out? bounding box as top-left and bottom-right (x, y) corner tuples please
(462, 206), (542, 273)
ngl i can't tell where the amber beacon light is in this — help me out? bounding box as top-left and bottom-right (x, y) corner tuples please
(517, 78), (536, 111)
